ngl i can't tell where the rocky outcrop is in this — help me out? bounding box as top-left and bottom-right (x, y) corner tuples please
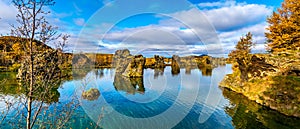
(145, 55), (166, 68)
(171, 55), (180, 75)
(86, 54), (113, 68)
(169, 55), (225, 75)
(179, 56), (198, 68)
(113, 49), (145, 77)
(82, 88), (100, 101)
(72, 54), (93, 69)
(153, 55), (165, 68)
(220, 50), (300, 117)
(172, 55), (226, 69)
(113, 49), (130, 70)
(122, 55), (145, 77)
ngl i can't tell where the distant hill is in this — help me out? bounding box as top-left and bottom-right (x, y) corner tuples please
(0, 36), (52, 52)
(0, 36), (54, 71)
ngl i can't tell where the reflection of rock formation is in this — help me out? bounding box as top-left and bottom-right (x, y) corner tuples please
(154, 68), (164, 79)
(199, 67), (212, 76)
(171, 55), (180, 75)
(222, 88), (300, 129)
(95, 69), (104, 79)
(72, 69), (91, 80)
(113, 75), (145, 94)
(113, 49), (145, 77)
(185, 66), (192, 75)
(82, 88), (100, 101)
(198, 66), (212, 76)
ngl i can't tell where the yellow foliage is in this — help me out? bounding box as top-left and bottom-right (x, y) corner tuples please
(266, 0), (300, 52)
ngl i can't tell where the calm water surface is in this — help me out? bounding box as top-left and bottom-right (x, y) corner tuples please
(1, 65), (300, 129)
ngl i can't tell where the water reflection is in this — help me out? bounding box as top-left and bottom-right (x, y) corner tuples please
(222, 88), (300, 129)
(113, 75), (145, 95)
(2, 64), (300, 128)
(95, 69), (105, 79)
(198, 66), (212, 76)
(154, 68), (164, 79)
(111, 64), (215, 96)
(0, 70), (78, 128)
(0, 72), (61, 103)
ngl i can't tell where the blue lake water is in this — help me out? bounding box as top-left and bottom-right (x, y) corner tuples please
(1, 65), (300, 128)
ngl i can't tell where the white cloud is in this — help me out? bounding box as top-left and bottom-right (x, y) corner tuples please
(0, 1), (17, 20)
(0, 0), (272, 55)
(0, 1), (70, 35)
(198, 0), (238, 8)
(98, 25), (201, 55)
(73, 18), (85, 26)
(103, 25), (199, 45)
(219, 22), (268, 53)
(93, 1), (273, 55)
(202, 2), (272, 31)
(0, 0), (18, 35)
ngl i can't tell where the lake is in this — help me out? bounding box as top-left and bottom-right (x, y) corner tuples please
(1, 65), (300, 129)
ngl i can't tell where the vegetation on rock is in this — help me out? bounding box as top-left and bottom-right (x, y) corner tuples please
(220, 0), (300, 117)
(82, 88), (101, 101)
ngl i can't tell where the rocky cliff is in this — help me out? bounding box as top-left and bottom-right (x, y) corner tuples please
(220, 50), (300, 117)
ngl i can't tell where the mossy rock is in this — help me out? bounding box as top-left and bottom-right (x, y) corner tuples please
(82, 88), (100, 101)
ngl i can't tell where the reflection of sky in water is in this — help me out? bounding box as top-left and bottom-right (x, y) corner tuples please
(1, 64), (300, 128)
(57, 65), (234, 129)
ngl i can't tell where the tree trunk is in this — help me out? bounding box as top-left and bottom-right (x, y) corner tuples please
(27, 2), (36, 129)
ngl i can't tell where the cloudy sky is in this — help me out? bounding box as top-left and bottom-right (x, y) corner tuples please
(0, 0), (282, 57)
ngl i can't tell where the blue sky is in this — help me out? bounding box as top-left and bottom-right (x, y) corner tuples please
(0, 0), (283, 57)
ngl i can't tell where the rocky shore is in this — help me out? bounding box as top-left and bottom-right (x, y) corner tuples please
(220, 50), (300, 117)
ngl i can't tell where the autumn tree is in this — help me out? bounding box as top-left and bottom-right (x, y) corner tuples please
(228, 32), (254, 82)
(229, 32), (253, 61)
(10, 0), (74, 129)
(265, 0), (300, 52)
